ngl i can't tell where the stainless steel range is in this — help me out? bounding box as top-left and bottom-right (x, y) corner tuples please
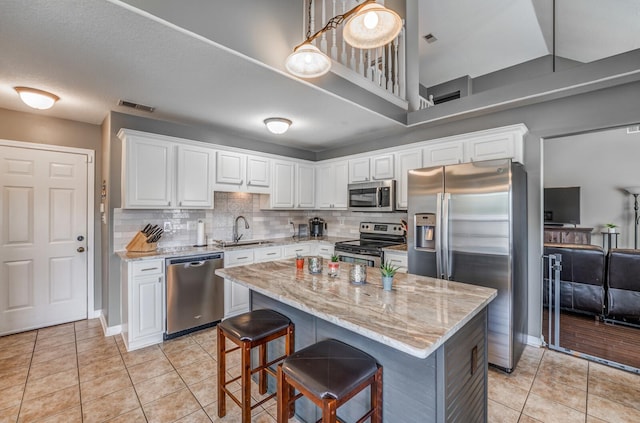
(334, 222), (406, 268)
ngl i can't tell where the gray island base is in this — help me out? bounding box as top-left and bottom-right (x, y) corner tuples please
(216, 259), (497, 423)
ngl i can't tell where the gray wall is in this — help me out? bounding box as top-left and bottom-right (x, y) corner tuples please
(0, 107), (103, 311)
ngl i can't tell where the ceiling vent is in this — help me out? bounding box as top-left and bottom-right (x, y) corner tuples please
(423, 33), (437, 44)
(627, 125), (640, 134)
(118, 100), (155, 113)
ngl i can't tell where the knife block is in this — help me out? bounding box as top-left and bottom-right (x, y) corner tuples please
(125, 231), (157, 252)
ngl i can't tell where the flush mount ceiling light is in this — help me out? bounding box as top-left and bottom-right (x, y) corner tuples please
(285, 0), (402, 78)
(264, 118), (292, 135)
(14, 86), (59, 110)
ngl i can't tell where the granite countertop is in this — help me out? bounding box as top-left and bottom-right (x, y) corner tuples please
(216, 259), (496, 359)
(382, 244), (407, 252)
(116, 236), (352, 262)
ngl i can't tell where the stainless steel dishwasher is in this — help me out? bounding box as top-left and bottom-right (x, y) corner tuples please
(165, 252), (224, 338)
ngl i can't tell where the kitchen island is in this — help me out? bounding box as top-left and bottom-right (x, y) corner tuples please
(216, 259), (497, 423)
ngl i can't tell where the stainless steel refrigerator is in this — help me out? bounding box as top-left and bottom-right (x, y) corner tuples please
(408, 159), (527, 372)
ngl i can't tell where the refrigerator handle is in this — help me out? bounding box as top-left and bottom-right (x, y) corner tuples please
(442, 193), (452, 280)
(435, 193), (443, 279)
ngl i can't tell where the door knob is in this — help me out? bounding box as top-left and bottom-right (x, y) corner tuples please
(77, 247), (85, 253)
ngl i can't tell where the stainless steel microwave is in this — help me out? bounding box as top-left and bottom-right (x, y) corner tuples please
(348, 180), (396, 212)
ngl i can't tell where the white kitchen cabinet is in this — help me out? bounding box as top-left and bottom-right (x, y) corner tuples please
(296, 163), (315, 208)
(122, 134), (175, 208)
(215, 151), (271, 194)
(315, 243), (334, 259)
(216, 150), (244, 185)
(423, 141), (464, 167)
(383, 250), (408, 273)
(119, 130), (213, 209)
(121, 259), (165, 351)
(270, 160), (296, 208)
(464, 131), (521, 163)
(247, 155), (270, 188)
(176, 144), (214, 208)
(283, 243), (312, 258)
(254, 246), (283, 263)
(395, 149), (423, 210)
(316, 160), (349, 209)
(223, 249), (254, 318)
(349, 154), (394, 183)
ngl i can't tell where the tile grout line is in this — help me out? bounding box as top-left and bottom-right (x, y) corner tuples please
(114, 333), (149, 423)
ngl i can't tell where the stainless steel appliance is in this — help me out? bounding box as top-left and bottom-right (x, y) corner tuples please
(309, 217), (326, 237)
(165, 252), (224, 338)
(408, 159), (528, 373)
(334, 222), (405, 268)
(348, 180), (396, 212)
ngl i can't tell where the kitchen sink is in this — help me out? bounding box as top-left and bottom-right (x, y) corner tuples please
(216, 240), (275, 248)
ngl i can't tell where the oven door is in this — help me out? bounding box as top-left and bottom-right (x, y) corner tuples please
(336, 251), (381, 268)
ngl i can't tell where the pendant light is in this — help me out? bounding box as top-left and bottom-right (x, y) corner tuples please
(14, 87), (59, 110)
(285, 0), (402, 79)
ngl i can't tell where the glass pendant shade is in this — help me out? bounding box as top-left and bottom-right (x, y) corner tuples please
(264, 118), (292, 135)
(285, 43), (331, 78)
(14, 87), (59, 110)
(343, 3), (403, 49)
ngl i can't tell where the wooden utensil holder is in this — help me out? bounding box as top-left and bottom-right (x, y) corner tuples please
(125, 231), (157, 252)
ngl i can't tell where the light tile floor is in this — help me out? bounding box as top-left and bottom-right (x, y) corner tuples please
(1, 319), (639, 422)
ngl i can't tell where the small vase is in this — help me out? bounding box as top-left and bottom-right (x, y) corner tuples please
(382, 275), (394, 291)
(608, 228), (617, 233)
(328, 262), (339, 277)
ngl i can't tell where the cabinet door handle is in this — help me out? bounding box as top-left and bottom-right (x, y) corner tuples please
(158, 277), (162, 283)
(239, 179), (244, 185)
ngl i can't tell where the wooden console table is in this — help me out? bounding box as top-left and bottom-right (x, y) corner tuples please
(544, 227), (593, 245)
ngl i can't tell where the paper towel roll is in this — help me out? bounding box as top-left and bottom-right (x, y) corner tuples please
(196, 220), (205, 246)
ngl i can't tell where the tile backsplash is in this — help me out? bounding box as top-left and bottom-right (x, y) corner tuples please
(113, 192), (407, 251)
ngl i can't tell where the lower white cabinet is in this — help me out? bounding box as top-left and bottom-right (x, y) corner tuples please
(223, 250), (254, 318)
(314, 243), (335, 259)
(383, 250), (408, 273)
(283, 243), (312, 258)
(121, 259), (165, 351)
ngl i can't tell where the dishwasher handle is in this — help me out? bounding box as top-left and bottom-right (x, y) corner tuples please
(188, 261), (206, 267)
(166, 252), (223, 266)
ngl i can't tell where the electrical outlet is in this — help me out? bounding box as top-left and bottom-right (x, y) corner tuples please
(186, 221), (196, 230)
(288, 219), (294, 225)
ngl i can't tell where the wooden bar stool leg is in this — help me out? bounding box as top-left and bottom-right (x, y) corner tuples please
(217, 327), (226, 418)
(322, 398), (338, 423)
(277, 364), (290, 422)
(258, 343), (267, 395)
(372, 366), (383, 423)
(241, 341), (252, 423)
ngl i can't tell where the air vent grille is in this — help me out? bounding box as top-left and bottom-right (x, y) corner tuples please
(423, 33), (437, 43)
(118, 100), (155, 113)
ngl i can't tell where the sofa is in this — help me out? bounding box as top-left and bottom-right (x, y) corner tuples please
(543, 243), (606, 316)
(544, 244), (640, 322)
(606, 249), (640, 320)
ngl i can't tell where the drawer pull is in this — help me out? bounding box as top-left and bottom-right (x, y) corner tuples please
(140, 267), (159, 272)
(267, 252), (277, 256)
(237, 256), (249, 260)
(295, 249), (303, 252)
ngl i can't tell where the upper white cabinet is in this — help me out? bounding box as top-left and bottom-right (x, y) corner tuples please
(120, 130), (213, 209)
(296, 163), (315, 208)
(464, 131), (520, 163)
(395, 149), (423, 210)
(269, 160), (296, 208)
(316, 160), (348, 209)
(422, 141), (464, 167)
(176, 144), (215, 208)
(215, 151), (271, 194)
(348, 154), (395, 183)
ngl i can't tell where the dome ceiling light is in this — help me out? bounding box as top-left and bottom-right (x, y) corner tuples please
(264, 118), (292, 135)
(285, 0), (402, 79)
(14, 86), (59, 110)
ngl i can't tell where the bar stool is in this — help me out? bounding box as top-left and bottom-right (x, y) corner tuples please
(277, 339), (382, 423)
(218, 309), (294, 423)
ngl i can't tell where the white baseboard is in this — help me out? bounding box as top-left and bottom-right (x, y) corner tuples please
(526, 335), (543, 347)
(88, 308), (101, 319)
(99, 311), (122, 337)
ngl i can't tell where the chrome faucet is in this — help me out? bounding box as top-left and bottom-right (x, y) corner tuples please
(233, 215), (250, 243)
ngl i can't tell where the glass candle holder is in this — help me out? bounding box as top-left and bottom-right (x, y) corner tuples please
(295, 257), (304, 269)
(328, 261), (339, 277)
(349, 264), (367, 285)
(307, 256), (323, 274)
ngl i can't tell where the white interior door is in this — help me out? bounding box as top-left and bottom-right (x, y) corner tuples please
(0, 145), (88, 335)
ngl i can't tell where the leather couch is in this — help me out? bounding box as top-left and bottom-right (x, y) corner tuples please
(606, 249), (640, 320)
(543, 243), (606, 316)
